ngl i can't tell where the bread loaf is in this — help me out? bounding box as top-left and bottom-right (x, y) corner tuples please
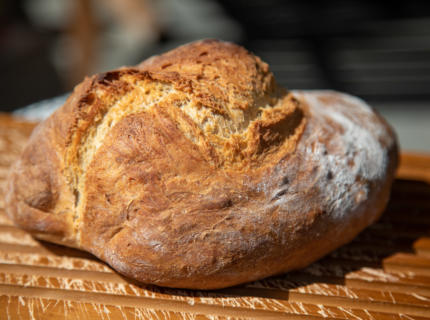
(6, 39), (398, 289)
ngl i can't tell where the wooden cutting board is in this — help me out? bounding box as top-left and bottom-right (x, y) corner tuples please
(1, 113), (430, 319)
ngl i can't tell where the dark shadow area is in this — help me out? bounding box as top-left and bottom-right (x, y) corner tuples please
(37, 240), (100, 261)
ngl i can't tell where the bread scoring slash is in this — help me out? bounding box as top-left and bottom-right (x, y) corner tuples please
(5, 39), (398, 289)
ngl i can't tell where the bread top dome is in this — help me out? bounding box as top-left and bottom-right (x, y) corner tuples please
(73, 39), (305, 172)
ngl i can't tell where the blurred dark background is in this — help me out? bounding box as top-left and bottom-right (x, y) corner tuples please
(1, 0), (430, 149)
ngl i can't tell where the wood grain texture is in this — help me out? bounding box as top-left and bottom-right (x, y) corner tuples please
(0, 113), (429, 319)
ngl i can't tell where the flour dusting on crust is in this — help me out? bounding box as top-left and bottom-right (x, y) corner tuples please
(292, 90), (393, 219)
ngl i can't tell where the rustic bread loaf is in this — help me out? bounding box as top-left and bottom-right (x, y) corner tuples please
(5, 39), (398, 289)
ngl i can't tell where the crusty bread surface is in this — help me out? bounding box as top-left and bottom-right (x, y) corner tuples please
(5, 39), (398, 289)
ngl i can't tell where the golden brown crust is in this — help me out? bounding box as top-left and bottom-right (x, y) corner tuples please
(5, 40), (398, 289)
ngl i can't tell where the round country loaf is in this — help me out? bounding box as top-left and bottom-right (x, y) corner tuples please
(6, 39), (398, 289)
